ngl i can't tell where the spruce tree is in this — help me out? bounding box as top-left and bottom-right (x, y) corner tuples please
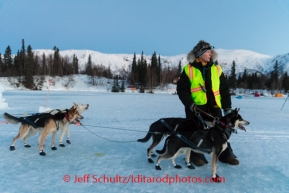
(228, 61), (237, 89)
(53, 46), (60, 76)
(73, 54), (79, 74)
(242, 68), (248, 83)
(111, 75), (120, 92)
(4, 46), (13, 76)
(138, 51), (147, 92)
(0, 53), (3, 76)
(130, 53), (137, 85)
(273, 60), (279, 89)
(247, 74), (254, 89)
(85, 54), (93, 75)
(13, 50), (21, 76)
(24, 45), (34, 89)
(158, 55), (162, 85)
(34, 54), (40, 76)
(120, 80), (125, 92)
(282, 72), (289, 92)
(150, 52), (157, 87)
(21, 39), (26, 76)
(42, 53), (47, 75)
(148, 52), (158, 91)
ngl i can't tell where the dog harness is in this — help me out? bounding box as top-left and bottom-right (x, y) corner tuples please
(160, 117), (236, 154)
(19, 110), (70, 130)
(21, 113), (55, 128)
(160, 119), (212, 154)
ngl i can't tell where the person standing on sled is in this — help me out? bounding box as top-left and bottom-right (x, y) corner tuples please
(176, 40), (239, 166)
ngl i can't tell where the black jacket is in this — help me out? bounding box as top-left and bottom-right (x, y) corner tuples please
(177, 60), (231, 119)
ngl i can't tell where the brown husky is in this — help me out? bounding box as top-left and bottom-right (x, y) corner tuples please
(4, 105), (80, 156)
(39, 102), (89, 146)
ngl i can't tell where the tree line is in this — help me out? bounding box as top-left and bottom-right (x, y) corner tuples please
(1, 39), (288, 93)
(0, 39), (81, 89)
(227, 60), (289, 93)
(0, 40), (180, 92)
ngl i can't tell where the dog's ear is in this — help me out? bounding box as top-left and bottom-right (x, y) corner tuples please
(73, 102), (77, 107)
(69, 105), (77, 112)
(236, 108), (240, 116)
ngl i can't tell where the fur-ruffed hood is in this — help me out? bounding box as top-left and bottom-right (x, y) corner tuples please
(187, 49), (218, 63)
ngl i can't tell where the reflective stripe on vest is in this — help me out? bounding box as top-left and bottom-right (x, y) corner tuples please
(184, 64), (223, 108)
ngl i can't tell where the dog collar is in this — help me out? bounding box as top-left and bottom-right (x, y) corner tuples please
(217, 121), (233, 129)
(64, 112), (71, 122)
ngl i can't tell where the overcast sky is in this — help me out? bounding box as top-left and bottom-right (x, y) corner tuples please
(0, 0), (288, 56)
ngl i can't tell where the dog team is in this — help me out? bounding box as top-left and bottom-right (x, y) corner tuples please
(4, 102), (249, 182)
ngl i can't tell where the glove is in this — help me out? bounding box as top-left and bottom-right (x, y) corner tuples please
(223, 108), (232, 116)
(189, 103), (197, 112)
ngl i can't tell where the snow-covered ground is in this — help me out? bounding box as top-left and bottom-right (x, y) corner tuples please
(0, 89), (289, 192)
(0, 85), (8, 109)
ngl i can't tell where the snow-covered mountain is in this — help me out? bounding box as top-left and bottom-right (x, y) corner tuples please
(216, 49), (272, 75)
(32, 49), (289, 75)
(264, 53), (289, 74)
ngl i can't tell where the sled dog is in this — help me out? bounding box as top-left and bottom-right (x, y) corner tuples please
(4, 105), (80, 156)
(153, 108), (249, 182)
(7, 102), (89, 149)
(44, 102), (89, 146)
(137, 117), (185, 162)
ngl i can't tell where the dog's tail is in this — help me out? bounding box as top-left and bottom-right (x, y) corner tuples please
(3, 113), (22, 124)
(156, 137), (169, 154)
(137, 132), (152, 142)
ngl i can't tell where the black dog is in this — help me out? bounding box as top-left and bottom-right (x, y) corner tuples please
(137, 118), (186, 163)
(154, 108), (249, 182)
(137, 116), (213, 163)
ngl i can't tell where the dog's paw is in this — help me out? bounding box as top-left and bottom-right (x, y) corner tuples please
(24, 144), (31, 148)
(10, 146), (15, 151)
(187, 165), (195, 169)
(211, 174), (221, 183)
(185, 162), (195, 169)
(148, 158), (154, 163)
(39, 150), (46, 156)
(155, 165), (161, 170)
(174, 165), (182, 169)
(51, 146), (57, 150)
(66, 139), (71, 144)
(59, 143), (65, 147)
(151, 153), (157, 157)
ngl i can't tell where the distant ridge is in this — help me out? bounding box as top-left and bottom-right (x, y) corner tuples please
(32, 49), (289, 75)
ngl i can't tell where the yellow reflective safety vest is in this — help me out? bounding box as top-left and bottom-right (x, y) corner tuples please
(183, 64), (223, 108)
